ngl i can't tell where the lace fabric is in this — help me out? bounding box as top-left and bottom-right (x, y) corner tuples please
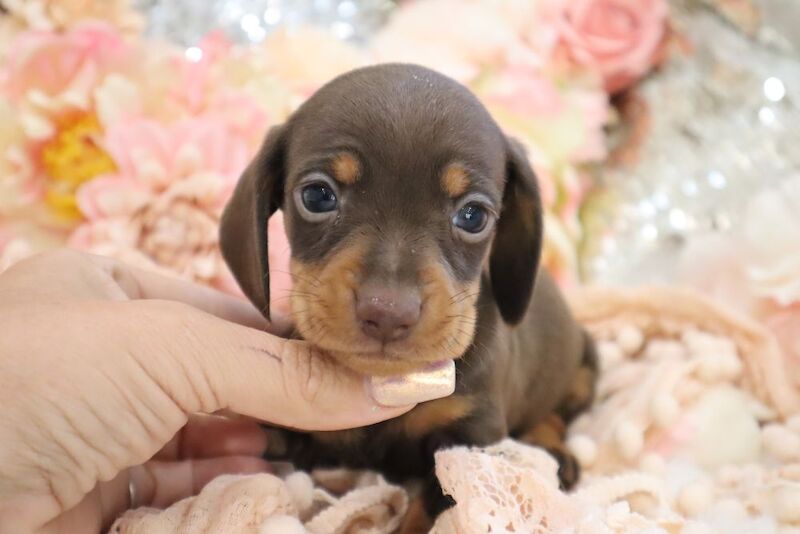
(111, 286), (800, 533)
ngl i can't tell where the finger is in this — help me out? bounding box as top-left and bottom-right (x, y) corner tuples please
(195, 320), (415, 430)
(126, 267), (272, 331)
(38, 471), (129, 533)
(88, 254), (291, 335)
(132, 300), (415, 431)
(130, 457), (270, 509)
(154, 414), (267, 461)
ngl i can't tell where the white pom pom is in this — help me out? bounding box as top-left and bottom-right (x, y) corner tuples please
(617, 325), (644, 356)
(762, 424), (800, 462)
(695, 352), (742, 383)
(640, 453), (666, 475)
(681, 520), (715, 534)
(772, 484), (800, 523)
(719, 352), (743, 380)
(598, 341), (624, 369)
(614, 420), (644, 460)
(677, 479), (714, 517)
(644, 339), (687, 361)
(567, 434), (597, 468)
(259, 515), (305, 534)
(710, 498), (747, 521)
(627, 491), (659, 517)
(683, 330), (737, 359)
(651, 392), (680, 428)
(284, 472), (314, 514)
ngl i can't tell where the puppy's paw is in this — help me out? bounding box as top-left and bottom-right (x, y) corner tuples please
(545, 446), (581, 491)
(518, 414), (581, 490)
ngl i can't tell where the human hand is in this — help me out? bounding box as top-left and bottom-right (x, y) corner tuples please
(0, 250), (414, 533)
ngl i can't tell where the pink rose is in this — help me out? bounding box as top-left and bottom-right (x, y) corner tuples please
(560, 0), (668, 93)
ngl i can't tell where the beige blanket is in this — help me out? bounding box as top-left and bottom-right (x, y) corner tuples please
(111, 286), (800, 533)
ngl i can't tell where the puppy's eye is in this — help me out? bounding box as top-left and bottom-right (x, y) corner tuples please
(301, 183), (338, 213)
(453, 203), (488, 234)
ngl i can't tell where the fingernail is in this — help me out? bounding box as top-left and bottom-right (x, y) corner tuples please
(365, 360), (456, 407)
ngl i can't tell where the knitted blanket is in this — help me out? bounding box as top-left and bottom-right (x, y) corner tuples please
(111, 287), (800, 533)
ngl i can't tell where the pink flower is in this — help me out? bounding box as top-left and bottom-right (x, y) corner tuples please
(481, 64), (565, 120)
(559, 0), (668, 93)
(5, 21), (128, 104)
(69, 115), (291, 314)
(480, 65), (609, 165)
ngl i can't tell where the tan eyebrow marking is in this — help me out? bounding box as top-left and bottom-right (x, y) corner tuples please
(440, 163), (470, 198)
(331, 152), (361, 184)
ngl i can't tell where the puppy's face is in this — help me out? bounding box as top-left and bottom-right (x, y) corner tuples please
(221, 64), (542, 376)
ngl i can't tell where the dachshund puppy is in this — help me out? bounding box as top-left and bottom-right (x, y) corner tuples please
(219, 63), (598, 523)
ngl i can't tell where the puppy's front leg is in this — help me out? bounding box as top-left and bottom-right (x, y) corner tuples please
(518, 414), (581, 490)
(417, 403), (508, 520)
(261, 427), (342, 471)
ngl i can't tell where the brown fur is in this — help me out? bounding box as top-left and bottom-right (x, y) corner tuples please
(311, 428), (365, 447)
(391, 395), (474, 438)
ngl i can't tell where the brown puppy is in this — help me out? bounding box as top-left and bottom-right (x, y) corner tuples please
(219, 63), (598, 522)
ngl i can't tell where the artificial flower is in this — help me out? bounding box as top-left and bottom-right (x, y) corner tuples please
(259, 27), (368, 98)
(559, 0), (669, 93)
(67, 115), (290, 310)
(477, 64), (609, 165)
(1, 0), (142, 34)
(372, 0), (531, 84)
(2, 22), (133, 222)
(0, 96), (37, 214)
(4, 21), (130, 122)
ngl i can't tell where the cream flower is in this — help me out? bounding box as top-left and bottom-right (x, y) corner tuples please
(2, 0), (142, 34)
(259, 27), (368, 98)
(372, 0), (530, 84)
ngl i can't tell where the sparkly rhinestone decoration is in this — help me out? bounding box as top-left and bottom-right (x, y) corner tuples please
(133, 0), (396, 46)
(581, 0), (800, 285)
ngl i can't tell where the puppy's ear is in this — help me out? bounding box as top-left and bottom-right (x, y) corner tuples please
(489, 137), (544, 324)
(219, 125), (288, 319)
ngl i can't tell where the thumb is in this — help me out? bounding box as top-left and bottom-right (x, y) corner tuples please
(131, 300), (414, 431)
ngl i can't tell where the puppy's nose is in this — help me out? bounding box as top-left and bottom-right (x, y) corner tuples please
(356, 285), (421, 343)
